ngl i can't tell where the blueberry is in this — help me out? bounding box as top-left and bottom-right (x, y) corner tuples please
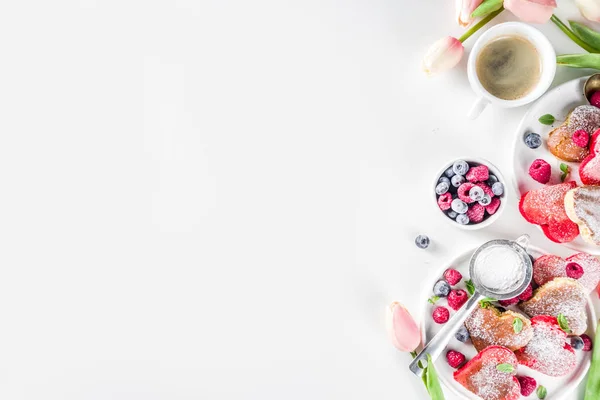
(451, 199), (468, 214)
(451, 174), (466, 188)
(524, 132), (542, 149)
(456, 214), (470, 225)
(415, 235), (430, 249)
(447, 210), (458, 219)
(436, 181), (450, 195)
(469, 186), (484, 202)
(571, 336), (584, 350)
(492, 182), (504, 196)
(455, 325), (470, 343)
(444, 167), (456, 178)
(487, 174), (499, 185)
(479, 194), (492, 206)
(433, 280), (451, 297)
(452, 160), (470, 176)
(438, 176), (451, 185)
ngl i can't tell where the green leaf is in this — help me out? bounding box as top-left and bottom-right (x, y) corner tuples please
(538, 114), (555, 125)
(471, 0), (503, 18)
(560, 163), (571, 182)
(410, 351), (427, 387)
(513, 318), (523, 334)
(557, 313), (571, 333)
(428, 296), (440, 305)
(465, 279), (475, 296)
(570, 21), (600, 53)
(426, 354), (446, 400)
(584, 319), (600, 399)
(496, 363), (514, 373)
(557, 54), (600, 70)
(537, 385), (547, 399)
(479, 297), (496, 309)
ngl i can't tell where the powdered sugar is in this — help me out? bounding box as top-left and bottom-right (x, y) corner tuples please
(567, 105), (600, 134)
(572, 186), (600, 246)
(465, 306), (533, 352)
(474, 245), (525, 294)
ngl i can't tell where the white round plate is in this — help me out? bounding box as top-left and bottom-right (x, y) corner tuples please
(420, 244), (597, 400)
(512, 76), (600, 255)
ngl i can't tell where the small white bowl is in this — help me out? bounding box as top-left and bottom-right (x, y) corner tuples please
(432, 157), (507, 230)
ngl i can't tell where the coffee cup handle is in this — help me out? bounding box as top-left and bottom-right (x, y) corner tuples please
(467, 97), (490, 120)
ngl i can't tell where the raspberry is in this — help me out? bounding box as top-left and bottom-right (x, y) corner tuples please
(529, 159), (552, 184)
(518, 284), (533, 301)
(573, 129), (590, 148)
(465, 165), (489, 183)
(443, 268), (462, 286)
(448, 289), (468, 311)
(485, 197), (501, 215)
(432, 306), (450, 324)
(499, 297), (519, 307)
(566, 262), (585, 279)
(466, 203), (485, 223)
(591, 91), (600, 108)
(517, 376), (537, 396)
(438, 192), (453, 211)
(457, 182), (476, 203)
(581, 334), (593, 351)
(446, 350), (466, 368)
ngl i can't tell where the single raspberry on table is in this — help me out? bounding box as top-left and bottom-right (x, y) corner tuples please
(457, 182), (476, 203)
(448, 289), (468, 311)
(466, 203), (485, 223)
(517, 376), (537, 396)
(432, 306), (450, 324)
(581, 334), (593, 351)
(529, 159), (552, 184)
(518, 284), (533, 302)
(465, 165), (489, 183)
(566, 262), (585, 279)
(446, 350), (466, 368)
(572, 129), (590, 148)
(443, 268), (462, 286)
(591, 91), (600, 108)
(438, 192), (453, 211)
(485, 197), (501, 215)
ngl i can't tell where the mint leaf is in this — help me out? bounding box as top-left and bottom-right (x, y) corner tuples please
(560, 163), (571, 182)
(471, 0), (503, 18)
(513, 318), (523, 334)
(479, 297), (496, 309)
(537, 385), (547, 399)
(557, 313), (571, 333)
(496, 363), (514, 373)
(428, 296), (440, 305)
(539, 114), (555, 125)
(465, 279), (475, 296)
(426, 354), (445, 400)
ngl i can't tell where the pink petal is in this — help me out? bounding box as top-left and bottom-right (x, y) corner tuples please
(422, 36), (464, 76)
(576, 0), (600, 22)
(504, 0), (556, 24)
(456, 0), (484, 27)
(386, 302), (420, 352)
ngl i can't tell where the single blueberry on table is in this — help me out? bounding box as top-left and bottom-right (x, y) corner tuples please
(492, 182), (504, 196)
(415, 235), (430, 249)
(455, 325), (470, 343)
(452, 160), (470, 176)
(436, 181), (450, 195)
(456, 214), (470, 225)
(524, 132), (542, 149)
(433, 280), (451, 297)
(451, 174), (465, 188)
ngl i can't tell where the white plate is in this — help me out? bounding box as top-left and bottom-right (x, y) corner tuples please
(420, 244), (597, 400)
(511, 76), (600, 255)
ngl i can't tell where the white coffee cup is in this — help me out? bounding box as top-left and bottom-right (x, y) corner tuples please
(467, 22), (556, 119)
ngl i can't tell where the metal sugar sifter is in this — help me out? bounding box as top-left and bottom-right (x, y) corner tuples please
(409, 235), (533, 376)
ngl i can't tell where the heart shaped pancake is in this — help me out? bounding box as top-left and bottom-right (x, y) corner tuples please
(533, 253), (600, 293)
(565, 186), (600, 247)
(454, 345), (520, 400)
(519, 277), (588, 335)
(548, 105), (600, 162)
(514, 315), (576, 376)
(579, 128), (600, 185)
(519, 182), (580, 243)
(465, 305), (533, 352)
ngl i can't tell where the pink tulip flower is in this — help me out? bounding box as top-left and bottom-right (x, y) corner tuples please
(423, 36), (464, 76)
(504, 0), (557, 24)
(456, 0), (484, 26)
(386, 302), (421, 352)
(576, 0), (600, 22)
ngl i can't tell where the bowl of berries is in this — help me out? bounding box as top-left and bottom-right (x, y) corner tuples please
(434, 158), (507, 230)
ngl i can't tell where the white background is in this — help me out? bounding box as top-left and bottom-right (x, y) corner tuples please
(0, 1), (598, 399)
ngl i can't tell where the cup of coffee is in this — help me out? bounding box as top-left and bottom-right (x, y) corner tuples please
(467, 22), (556, 119)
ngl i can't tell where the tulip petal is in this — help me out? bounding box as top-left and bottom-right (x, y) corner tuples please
(456, 0), (484, 26)
(576, 0), (600, 22)
(386, 302), (420, 352)
(504, 0), (556, 24)
(422, 36), (464, 76)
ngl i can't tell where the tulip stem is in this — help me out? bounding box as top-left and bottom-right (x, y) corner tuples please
(458, 7), (504, 43)
(551, 15), (598, 53)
